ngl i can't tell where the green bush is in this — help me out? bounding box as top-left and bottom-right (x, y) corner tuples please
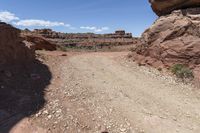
(171, 64), (194, 79)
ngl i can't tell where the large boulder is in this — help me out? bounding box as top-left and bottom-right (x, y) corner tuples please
(132, 8), (200, 69)
(0, 22), (35, 68)
(149, 0), (200, 16)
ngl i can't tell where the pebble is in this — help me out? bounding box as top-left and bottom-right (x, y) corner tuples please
(120, 128), (126, 132)
(0, 85), (4, 89)
(48, 115), (52, 119)
(173, 117), (177, 121)
(43, 110), (49, 115)
(56, 109), (62, 113)
(5, 71), (12, 77)
(64, 123), (68, 127)
(127, 122), (131, 126)
(35, 111), (42, 117)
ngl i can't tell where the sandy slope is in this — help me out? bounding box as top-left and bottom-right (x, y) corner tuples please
(10, 52), (200, 133)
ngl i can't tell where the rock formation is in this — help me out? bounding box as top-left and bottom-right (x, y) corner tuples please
(31, 29), (133, 39)
(133, 8), (200, 68)
(0, 22), (35, 69)
(0, 23), (52, 133)
(131, 7), (200, 84)
(149, 0), (200, 16)
(23, 35), (57, 51)
(22, 29), (139, 50)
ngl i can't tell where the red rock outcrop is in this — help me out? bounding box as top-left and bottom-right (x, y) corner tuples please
(24, 29), (139, 50)
(149, 0), (200, 16)
(132, 8), (200, 69)
(23, 35), (57, 51)
(0, 22), (35, 68)
(0, 23), (52, 133)
(131, 7), (200, 86)
(31, 29), (133, 39)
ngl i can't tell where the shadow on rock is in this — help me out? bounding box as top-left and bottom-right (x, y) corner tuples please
(0, 59), (52, 133)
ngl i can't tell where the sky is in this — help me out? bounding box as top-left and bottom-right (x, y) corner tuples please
(0, 0), (157, 36)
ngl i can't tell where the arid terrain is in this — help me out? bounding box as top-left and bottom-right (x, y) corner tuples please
(22, 29), (139, 52)
(2, 51), (200, 133)
(1, 0), (200, 133)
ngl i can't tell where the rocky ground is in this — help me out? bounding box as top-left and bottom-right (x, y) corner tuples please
(7, 51), (200, 133)
(2, 1), (200, 132)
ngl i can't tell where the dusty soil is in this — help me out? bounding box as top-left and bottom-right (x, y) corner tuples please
(8, 52), (200, 133)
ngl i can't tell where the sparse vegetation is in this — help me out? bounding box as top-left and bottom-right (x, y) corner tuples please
(171, 64), (194, 79)
(57, 46), (68, 52)
(129, 47), (136, 52)
(127, 53), (132, 58)
(157, 68), (162, 71)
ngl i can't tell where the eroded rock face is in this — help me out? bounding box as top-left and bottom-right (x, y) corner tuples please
(23, 35), (57, 51)
(0, 22), (35, 68)
(22, 29), (139, 50)
(149, 0), (200, 16)
(132, 8), (200, 69)
(31, 29), (133, 39)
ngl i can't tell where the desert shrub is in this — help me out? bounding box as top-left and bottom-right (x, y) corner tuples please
(129, 47), (136, 52)
(57, 46), (67, 52)
(127, 54), (132, 58)
(171, 64), (194, 79)
(157, 68), (162, 71)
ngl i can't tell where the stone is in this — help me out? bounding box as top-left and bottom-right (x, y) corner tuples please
(0, 22), (35, 68)
(23, 35), (57, 51)
(61, 54), (67, 56)
(120, 127), (127, 132)
(132, 8), (200, 70)
(149, 0), (200, 16)
(21, 29), (139, 49)
(4, 71), (12, 78)
(47, 115), (52, 119)
(43, 110), (49, 115)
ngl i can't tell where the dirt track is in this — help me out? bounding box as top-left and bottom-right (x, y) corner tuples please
(11, 52), (200, 133)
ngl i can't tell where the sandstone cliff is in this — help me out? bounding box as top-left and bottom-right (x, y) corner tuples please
(131, 7), (200, 84)
(149, 0), (200, 16)
(23, 29), (139, 48)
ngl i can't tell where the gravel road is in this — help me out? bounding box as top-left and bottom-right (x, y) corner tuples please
(10, 52), (200, 133)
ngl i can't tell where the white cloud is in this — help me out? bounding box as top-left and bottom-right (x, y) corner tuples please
(14, 19), (71, 27)
(80, 26), (109, 32)
(0, 11), (72, 28)
(0, 11), (109, 32)
(0, 11), (19, 22)
(64, 24), (71, 27)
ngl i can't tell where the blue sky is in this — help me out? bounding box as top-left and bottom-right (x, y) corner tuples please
(0, 0), (157, 36)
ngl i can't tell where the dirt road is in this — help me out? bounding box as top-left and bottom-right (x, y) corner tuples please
(10, 52), (200, 133)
